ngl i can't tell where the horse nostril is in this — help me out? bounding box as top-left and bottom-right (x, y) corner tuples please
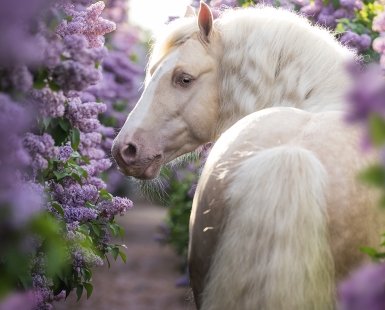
(124, 143), (137, 160)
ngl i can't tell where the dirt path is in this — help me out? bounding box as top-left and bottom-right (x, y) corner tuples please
(54, 198), (194, 310)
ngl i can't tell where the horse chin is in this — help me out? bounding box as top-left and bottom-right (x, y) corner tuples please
(135, 159), (163, 180)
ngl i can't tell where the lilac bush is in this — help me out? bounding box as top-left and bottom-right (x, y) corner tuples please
(0, 0), (142, 309)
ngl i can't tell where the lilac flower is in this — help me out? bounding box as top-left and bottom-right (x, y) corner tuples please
(62, 34), (108, 65)
(70, 244), (103, 272)
(0, 0), (56, 65)
(0, 66), (33, 92)
(64, 206), (98, 223)
(373, 35), (385, 54)
(66, 97), (106, 132)
(87, 176), (107, 190)
(56, 1), (116, 48)
(24, 133), (59, 170)
(29, 88), (67, 118)
(57, 143), (74, 163)
(52, 60), (102, 94)
(372, 11), (385, 33)
(338, 263), (385, 310)
(98, 196), (133, 220)
(345, 66), (385, 124)
(50, 182), (98, 207)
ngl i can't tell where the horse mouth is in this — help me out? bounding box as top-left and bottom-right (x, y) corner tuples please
(116, 154), (163, 180)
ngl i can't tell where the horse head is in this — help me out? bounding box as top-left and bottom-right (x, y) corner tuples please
(112, 3), (219, 180)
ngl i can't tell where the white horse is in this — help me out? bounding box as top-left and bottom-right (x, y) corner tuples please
(112, 3), (384, 309)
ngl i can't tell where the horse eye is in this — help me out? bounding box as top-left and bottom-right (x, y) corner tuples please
(177, 74), (194, 87)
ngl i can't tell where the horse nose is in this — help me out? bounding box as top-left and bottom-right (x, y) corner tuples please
(120, 142), (138, 165)
(122, 143), (137, 163)
(112, 141), (138, 167)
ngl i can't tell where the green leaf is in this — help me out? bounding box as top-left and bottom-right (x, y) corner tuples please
(53, 170), (69, 180)
(77, 224), (89, 235)
(331, 0), (340, 9)
(76, 284), (83, 301)
(369, 114), (385, 147)
(119, 226), (124, 241)
(108, 247), (119, 260)
(359, 246), (378, 258)
(109, 223), (120, 237)
(81, 268), (92, 282)
(90, 223), (101, 237)
(99, 189), (113, 200)
(119, 251), (127, 263)
(48, 79), (61, 92)
(71, 128), (81, 151)
(85, 201), (97, 209)
(83, 282), (93, 299)
(43, 117), (51, 128)
(358, 164), (385, 188)
(51, 203), (65, 217)
(71, 173), (82, 186)
(59, 119), (71, 132)
(51, 125), (68, 146)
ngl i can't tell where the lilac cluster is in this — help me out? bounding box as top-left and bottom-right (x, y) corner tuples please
(98, 196), (133, 221)
(29, 254), (66, 310)
(56, 1), (116, 48)
(299, 0), (362, 29)
(340, 31), (372, 53)
(57, 143), (74, 163)
(29, 88), (67, 118)
(339, 263), (385, 310)
(70, 244), (103, 272)
(0, 65), (33, 92)
(1, 0), (136, 308)
(372, 11), (385, 69)
(66, 97), (106, 132)
(23, 133), (59, 171)
(0, 0), (56, 65)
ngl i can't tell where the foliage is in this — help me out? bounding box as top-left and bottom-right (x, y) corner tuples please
(0, 0), (143, 308)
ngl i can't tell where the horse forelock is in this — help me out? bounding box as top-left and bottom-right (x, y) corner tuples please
(146, 16), (199, 85)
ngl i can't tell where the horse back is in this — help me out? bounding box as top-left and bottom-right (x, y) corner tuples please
(189, 107), (383, 309)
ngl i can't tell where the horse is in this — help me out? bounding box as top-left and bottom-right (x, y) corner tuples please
(112, 3), (384, 309)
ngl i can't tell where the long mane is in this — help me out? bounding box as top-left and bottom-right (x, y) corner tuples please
(149, 5), (356, 135)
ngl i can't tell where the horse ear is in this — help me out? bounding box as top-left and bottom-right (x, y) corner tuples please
(198, 2), (213, 43)
(184, 5), (196, 17)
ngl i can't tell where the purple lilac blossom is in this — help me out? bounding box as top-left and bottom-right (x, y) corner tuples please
(345, 66), (385, 124)
(57, 143), (74, 162)
(0, 0), (56, 65)
(23, 133), (59, 170)
(56, 1), (116, 48)
(98, 196), (133, 221)
(0, 66), (33, 92)
(53, 60), (102, 94)
(66, 97), (106, 132)
(338, 263), (385, 310)
(29, 88), (67, 118)
(340, 32), (372, 53)
(70, 244), (103, 272)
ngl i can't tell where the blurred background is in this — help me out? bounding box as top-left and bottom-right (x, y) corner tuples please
(1, 0), (385, 309)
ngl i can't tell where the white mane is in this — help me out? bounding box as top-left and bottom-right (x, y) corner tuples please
(149, 5), (356, 135)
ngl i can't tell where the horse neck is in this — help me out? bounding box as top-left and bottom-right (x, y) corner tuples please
(212, 10), (354, 137)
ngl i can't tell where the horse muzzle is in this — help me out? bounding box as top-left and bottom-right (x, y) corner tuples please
(111, 140), (163, 180)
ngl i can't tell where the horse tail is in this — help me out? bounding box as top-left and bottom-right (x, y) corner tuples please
(201, 146), (335, 310)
